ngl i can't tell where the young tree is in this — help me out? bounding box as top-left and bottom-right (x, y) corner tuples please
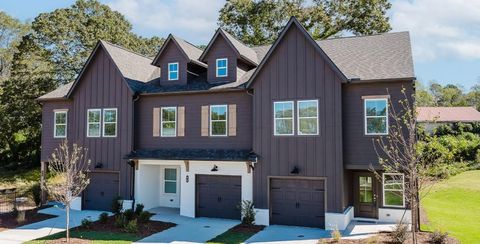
(372, 88), (437, 244)
(43, 140), (90, 243)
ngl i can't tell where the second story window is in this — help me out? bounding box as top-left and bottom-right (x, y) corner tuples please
(168, 62), (179, 80)
(103, 108), (117, 137)
(54, 110), (67, 138)
(87, 109), (101, 137)
(297, 100), (319, 135)
(216, 58), (228, 77)
(210, 105), (227, 136)
(365, 98), (388, 135)
(274, 101), (294, 136)
(161, 107), (177, 137)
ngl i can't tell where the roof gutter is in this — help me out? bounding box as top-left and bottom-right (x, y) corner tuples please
(138, 87), (246, 97)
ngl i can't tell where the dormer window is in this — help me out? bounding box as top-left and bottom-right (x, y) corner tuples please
(168, 62), (179, 80)
(216, 58), (228, 77)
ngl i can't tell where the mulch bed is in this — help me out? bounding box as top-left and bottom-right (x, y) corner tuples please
(36, 238), (91, 244)
(321, 231), (459, 243)
(0, 207), (56, 231)
(228, 223), (265, 234)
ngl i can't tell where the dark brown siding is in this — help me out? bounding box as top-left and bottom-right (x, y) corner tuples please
(41, 100), (73, 161)
(135, 91), (252, 150)
(251, 25), (344, 212)
(154, 41), (189, 85)
(204, 35), (238, 83)
(342, 81), (414, 169)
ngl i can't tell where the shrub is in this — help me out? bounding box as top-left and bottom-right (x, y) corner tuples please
(330, 227), (341, 242)
(99, 212), (109, 224)
(16, 210), (26, 224)
(81, 218), (93, 229)
(238, 200), (255, 225)
(123, 209), (135, 221)
(134, 204), (144, 216)
(389, 221), (409, 244)
(430, 229), (449, 244)
(138, 211), (152, 223)
(28, 183), (42, 207)
(365, 235), (380, 244)
(111, 196), (122, 215)
(124, 219), (138, 233)
(115, 214), (126, 228)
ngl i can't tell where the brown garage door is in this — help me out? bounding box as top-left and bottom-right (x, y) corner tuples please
(84, 172), (120, 211)
(196, 175), (241, 219)
(270, 178), (325, 228)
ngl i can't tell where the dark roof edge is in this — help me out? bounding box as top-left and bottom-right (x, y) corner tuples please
(125, 156), (250, 162)
(151, 34), (207, 68)
(36, 97), (69, 102)
(348, 77), (416, 84)
(139, 87), (246, 97)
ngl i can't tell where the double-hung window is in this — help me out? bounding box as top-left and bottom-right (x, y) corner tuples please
(161, 107), (177, 137)
(297, 100), (318, 135)
(210, 105), (227, 136)
(168, 62), (179, 81)
(87, 109), (101, 137)
(383, 173), (405, 207)
(103, 108), (117, 137)
(54, 110), (67, 138)
(164, 168), (177, 194)
(365, 98), (388, 135)
(274, 101), (294, 135)
(216, 58), (228, 77)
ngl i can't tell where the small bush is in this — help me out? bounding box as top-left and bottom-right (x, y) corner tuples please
(430, 229), (449, 244)
(115, 214), (126, 228)
(123, 209), (135, 221)
(389, 221), (409, 244)
(28, 183), (42, 206)
(365, 235), (380, 244)
(99, 212), (109, 224)
(124, 219), (138, 233)
(135, 204), (144, 216)
(81, 218), (93, 229)
(16, 210), (26, 224)
(138, 211), (152, 223)
(111, 196), (122, 214)
(238, 200), (255, 225)
(330, 227), (341, 242)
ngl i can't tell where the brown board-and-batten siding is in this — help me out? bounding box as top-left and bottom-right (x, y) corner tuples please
(153, 41), (189, 86)
(250, 23), (345, 213)
(40, 100), (73, 161)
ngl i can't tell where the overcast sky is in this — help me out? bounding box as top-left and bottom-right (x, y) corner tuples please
(1, 0), (479, 89)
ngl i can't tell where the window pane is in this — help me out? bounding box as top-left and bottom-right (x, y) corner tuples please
(165, 169), (176, 181)
(384, 191), (403, 206)
(212, 121), (226, 135)
(366, 100), (387, 116)
(299, 118), (317, 134)
(165, 181), (176, 194)
(299, 101), (317, 117)
(359, 176), (373, 203)
(55, 125), (66, 137)
(211, 106), (226, 120)
(275, 119), (293, 135)
(384, 175), (404, 190)
(104, 123), (116, 136)
(162, 108), (176, 122)
(367, 117), (387, 134)
(55, 113), (66, 124)
(217, 59), (227, 67)
(88, 111), (100, 122)
(169, 72), (178, 80)
(104, 110), (116, 122)
(217, 67), (227, 76)
(169, 63), (178, 72)
(162, 122), (176, 136)
(274, 102), (293, 118)
(89, 124), (100, 136)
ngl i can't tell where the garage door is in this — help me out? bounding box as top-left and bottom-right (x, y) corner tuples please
(270, 178), (325, 228)
(196, 175), (241, 219)
(84, 172), (120, 211)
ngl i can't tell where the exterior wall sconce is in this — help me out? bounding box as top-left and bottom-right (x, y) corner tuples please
(211, 165), (218, 172)
(95, 162), (103, 169)
(186, 175), (189, 183)
(290, 166), (299, 174)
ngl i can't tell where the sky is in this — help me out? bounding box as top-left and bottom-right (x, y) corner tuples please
(1, 0), (479, 89)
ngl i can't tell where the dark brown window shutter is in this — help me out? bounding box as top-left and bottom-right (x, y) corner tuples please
(201, 105), (209, 136)
(177, 106), (185, 137)
(228, 104), (237, 136)
(153, 107), (160, 137)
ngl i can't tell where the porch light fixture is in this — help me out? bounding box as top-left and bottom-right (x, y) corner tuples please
(95, 162), (103, 169)
(211, 165), (218, 172)
(290, 166), (299, 174)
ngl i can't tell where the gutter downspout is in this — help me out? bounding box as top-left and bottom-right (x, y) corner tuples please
(130, 92), (141, 206)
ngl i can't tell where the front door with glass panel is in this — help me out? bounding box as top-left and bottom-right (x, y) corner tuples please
(159, 167), (180, 208)
(354, 173), (378, 218)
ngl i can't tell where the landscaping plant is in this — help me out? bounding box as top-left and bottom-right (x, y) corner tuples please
(99, 212), (109, 224)
(134, 203), (144, 216)
(80, 218), (93, 229)
(389, 221), (409, 244)
(238, 200), (255, 225)
(330, 227), (342, 242)
(125, 219), (138, 233)
(138, 211), (153, 223)
(111, 196), (122, 214)
(429, 229), (449, 244)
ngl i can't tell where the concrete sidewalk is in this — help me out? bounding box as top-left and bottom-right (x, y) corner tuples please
(0, 207), (105, 244)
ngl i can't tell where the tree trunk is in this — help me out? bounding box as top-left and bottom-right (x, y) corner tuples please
(66, 203), (70, 243)
(411, 195), (417, 244)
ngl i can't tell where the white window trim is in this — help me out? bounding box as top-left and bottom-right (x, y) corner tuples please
(364, 98), (389, 135)
(382, 173), (406, 208)
(209, 104), (228, 137)
(273, 101), (294, 136)
(216, 58), (228, 77)
(297, 100), (319, 136)
(102, 108), (118, 138)
(164, 168), (177, 195)
(87, 109), (102, 138)
(161, 107), (177, 137)
(54, 110), (68, 138)
(168, 62), (179, 81)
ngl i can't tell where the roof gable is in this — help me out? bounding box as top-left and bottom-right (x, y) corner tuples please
(246, 17), (347, 88)
(417, 107), (480, 122)
(152, 34), (206, 67)
(200, 28), (258, 66)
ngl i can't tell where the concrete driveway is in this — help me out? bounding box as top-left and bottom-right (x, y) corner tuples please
(135, 207), (240, 244)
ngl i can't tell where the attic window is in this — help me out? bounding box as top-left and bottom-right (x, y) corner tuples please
(168, 62), (179, 81)
(216, 58), (228, 77)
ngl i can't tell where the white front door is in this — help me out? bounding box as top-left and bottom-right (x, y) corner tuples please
(159, 166), (180, 208)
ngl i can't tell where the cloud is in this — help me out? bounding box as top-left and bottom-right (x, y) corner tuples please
(105, 0), (225, 44)
(390, 0), (480, 62)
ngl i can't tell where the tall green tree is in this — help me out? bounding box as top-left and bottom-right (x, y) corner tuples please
(0, 12), (29, 82)
(218, 0), (391, 45)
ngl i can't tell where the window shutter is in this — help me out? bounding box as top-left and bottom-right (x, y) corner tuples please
(177, 106), (185, 137)
(228, 104), (237, 136)
(201, 105), (209, 136)
(153, 107), (160, 137)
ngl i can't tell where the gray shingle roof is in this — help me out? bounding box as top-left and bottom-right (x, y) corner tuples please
(37, 82), (74, 100)
(172, 35), (204, 62)
(220, 29), (259, 65)
(126, 148), (257, 161)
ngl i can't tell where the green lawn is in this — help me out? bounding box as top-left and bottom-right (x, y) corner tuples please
(25, 230), (140, 244)
(208, 231), (254, 244)
(421, 170), (480, 243)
